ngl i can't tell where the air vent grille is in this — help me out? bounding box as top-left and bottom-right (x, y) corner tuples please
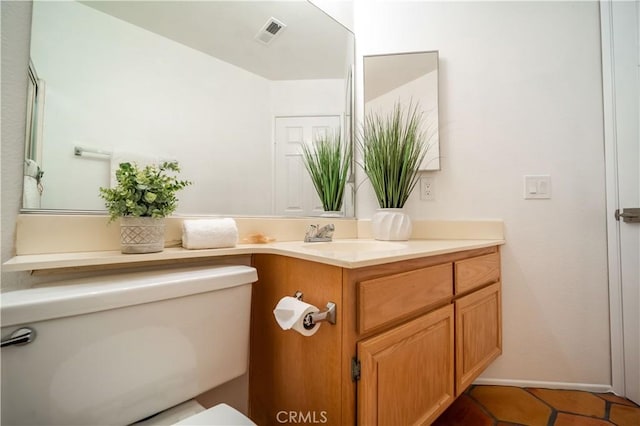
(255, 17), (287, 45)
(265, 21), (282, 35)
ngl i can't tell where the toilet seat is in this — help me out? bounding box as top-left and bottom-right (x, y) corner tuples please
(133, 400), (255, 426)
(174, 404), (256, 426)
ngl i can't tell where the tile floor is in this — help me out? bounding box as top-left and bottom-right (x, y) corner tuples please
(433, 385), (640, 426)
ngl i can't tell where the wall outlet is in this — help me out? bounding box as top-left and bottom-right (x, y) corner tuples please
(420, 176), (435, 201)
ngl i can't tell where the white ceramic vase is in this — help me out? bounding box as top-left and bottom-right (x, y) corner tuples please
(120, 216), (165, 254)
(321, 210), (344, 218)
(371, 208), (412, 241)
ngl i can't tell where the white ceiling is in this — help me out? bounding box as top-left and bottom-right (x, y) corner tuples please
(81, 1), (353, 81)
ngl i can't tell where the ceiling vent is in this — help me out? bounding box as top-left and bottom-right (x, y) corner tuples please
(255, 17), (286, 45)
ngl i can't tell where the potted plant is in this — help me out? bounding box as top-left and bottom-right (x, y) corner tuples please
(99, 161), (192, 253)
(360, 102), (429, 240)
(301, 131), (352, 216)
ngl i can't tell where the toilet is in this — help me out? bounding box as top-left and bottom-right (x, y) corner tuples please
(0, 265), (258, 425)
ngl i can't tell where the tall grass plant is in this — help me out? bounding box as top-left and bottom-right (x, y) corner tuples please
(360, 102), (429, 208)
(301, 132), (352, 212)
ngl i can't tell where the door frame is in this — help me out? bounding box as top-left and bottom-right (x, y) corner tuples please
(600, 0), (638, 397)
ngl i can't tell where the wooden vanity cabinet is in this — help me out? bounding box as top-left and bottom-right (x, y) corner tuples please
(249, 246), (501, 426)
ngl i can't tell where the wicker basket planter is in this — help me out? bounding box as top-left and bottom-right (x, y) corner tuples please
(120, 217), (165, 254)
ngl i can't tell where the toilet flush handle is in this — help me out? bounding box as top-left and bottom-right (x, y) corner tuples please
(0, 327), (36, 348)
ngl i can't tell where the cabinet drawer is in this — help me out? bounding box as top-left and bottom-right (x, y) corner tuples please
(455, 252), (500, 294)
(358, 263), (453, 334)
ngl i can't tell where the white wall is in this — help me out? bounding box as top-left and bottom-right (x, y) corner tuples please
(1, 1), (33, 291)
(31, 1), (273, 215)
(270, 79), (344, 117)
(354, 1), (611, 388)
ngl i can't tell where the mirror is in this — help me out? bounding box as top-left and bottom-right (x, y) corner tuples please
(25, 0), (355, 216)
(363, 51), (440, 170)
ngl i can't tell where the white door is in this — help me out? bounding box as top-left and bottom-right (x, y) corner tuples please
(274, 116), (341, 216)
(602, 0), (639, 404)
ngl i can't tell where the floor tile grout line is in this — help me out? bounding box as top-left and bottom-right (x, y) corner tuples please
(554, 409), (613, 419)
(469, 385), (559, 426)
(604, 400), (612, 422)
(465, 384), (501, 425)
(553, 409), (619, 425)
(522, 387), (560, 424)
(596, 392), (640, 409)
(606, 402), (620, 426)
(523, 387), (615, 421)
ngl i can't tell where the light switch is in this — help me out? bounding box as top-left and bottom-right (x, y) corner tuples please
(538, 179), (548, 194)
(524, 175), (551, 199)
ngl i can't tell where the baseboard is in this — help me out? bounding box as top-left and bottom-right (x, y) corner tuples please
(473, 378), (614, 394)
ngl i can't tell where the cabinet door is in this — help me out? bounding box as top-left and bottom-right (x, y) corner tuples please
(455, 282), (502, 395)
(357, 304), (454, 426)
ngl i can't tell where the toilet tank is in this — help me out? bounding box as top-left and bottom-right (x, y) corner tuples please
(1, 265), (257, 426)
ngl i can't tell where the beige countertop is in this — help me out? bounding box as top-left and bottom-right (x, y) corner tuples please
(3, 238), (505, 273)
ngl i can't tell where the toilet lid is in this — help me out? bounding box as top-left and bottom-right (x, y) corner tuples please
(173, 404), (256, 426)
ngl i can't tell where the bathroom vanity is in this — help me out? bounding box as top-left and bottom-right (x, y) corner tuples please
(249, 243), (502, 425)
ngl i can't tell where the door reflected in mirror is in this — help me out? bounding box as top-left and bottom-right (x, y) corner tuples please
(23, 60), (45, 209)
(364, 51), (440, 170)
(24, 0), (355, 217)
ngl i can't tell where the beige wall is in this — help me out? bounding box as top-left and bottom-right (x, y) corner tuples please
(1, 1), (33, 291)
(354, 0), (610, 390)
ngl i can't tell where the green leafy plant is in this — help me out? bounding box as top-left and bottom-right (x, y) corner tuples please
(360, 101), (429, 208)
(301, 131), (352, 212)
(99, 161), (192, 221)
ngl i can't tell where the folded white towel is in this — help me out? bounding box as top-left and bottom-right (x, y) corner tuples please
(24, 159), (41, 178)
(182, 218), (238, 250)
(23, 176), (41, 209)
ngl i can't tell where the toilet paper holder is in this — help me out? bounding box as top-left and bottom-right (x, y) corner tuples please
(293, 291), (336, 330)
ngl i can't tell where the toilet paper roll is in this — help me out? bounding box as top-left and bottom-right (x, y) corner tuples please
(273, 296), (321, 337)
